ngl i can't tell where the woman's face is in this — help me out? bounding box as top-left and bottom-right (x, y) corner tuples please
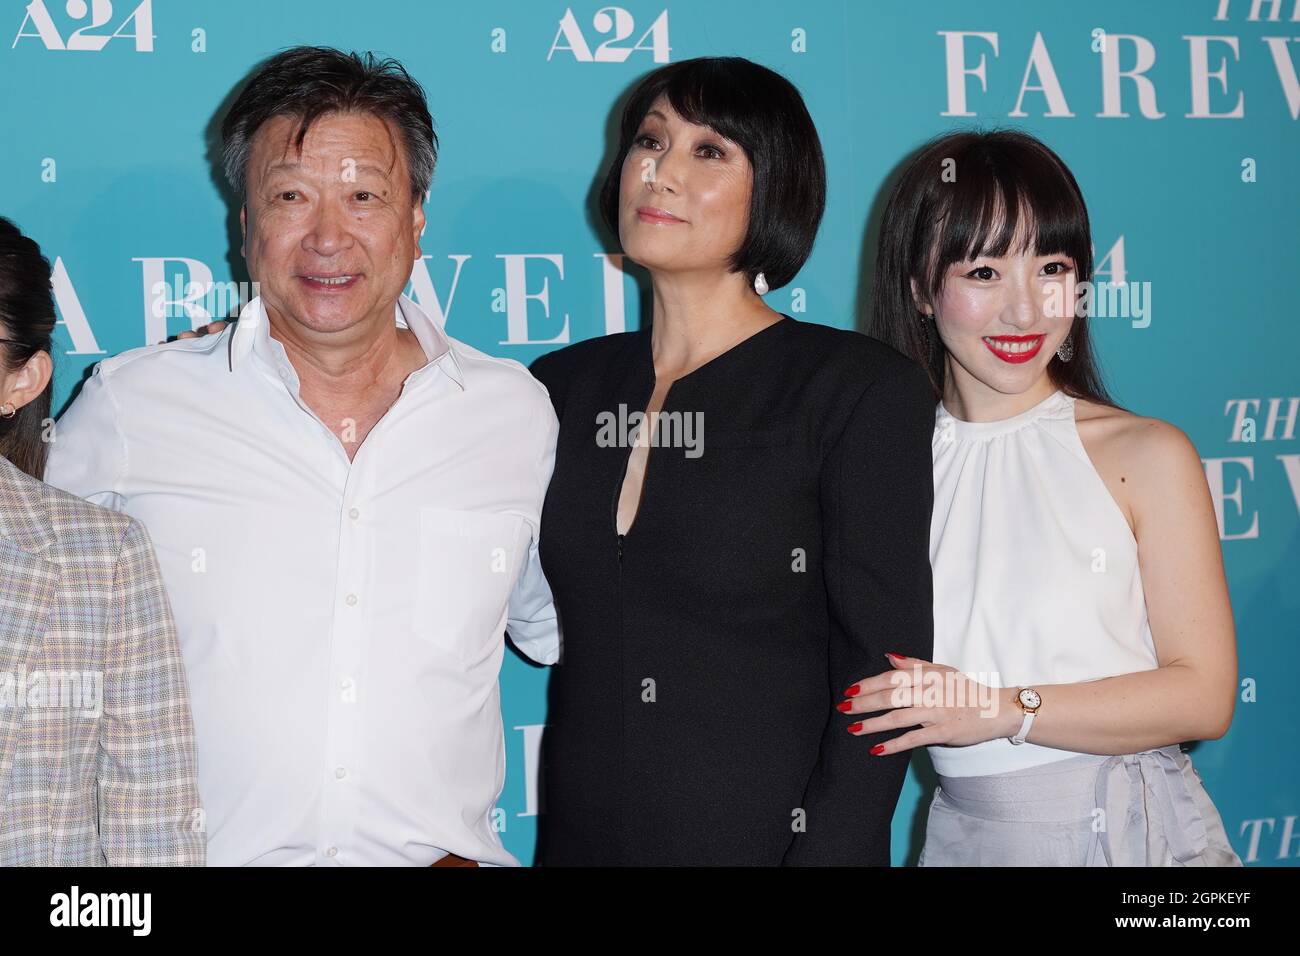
(917, 225), (1078, 396)
(617, 95), (753, 278)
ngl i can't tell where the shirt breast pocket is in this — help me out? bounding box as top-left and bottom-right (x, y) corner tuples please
(416, 507), (526, 658)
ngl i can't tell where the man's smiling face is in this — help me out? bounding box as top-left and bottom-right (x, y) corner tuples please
(240, 110), (425, 334)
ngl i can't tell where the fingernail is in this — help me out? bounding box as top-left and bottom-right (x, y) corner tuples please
(870, 744), (886, 755)
(843, 683), (860, 697)
(835, 700), (853, 713)
(847, 722), (863, 733)
(886, 652), (906, 661)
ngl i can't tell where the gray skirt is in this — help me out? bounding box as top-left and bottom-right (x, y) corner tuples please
(917, 744), (1242, 866)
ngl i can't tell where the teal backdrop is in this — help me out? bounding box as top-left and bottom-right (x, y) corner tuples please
(1, 0), (1296, 865)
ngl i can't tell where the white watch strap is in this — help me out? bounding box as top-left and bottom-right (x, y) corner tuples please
(1010, 711), (1035, 745)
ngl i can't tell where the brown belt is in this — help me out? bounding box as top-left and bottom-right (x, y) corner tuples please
(430, 851), (479, 867)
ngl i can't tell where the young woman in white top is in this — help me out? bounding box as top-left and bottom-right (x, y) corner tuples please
(842, 130), (1242, 865)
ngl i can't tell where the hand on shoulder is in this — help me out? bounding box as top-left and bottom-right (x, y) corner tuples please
(174, 320), (230, 341)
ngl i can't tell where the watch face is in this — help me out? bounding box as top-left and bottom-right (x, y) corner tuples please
(1019, 689), (1041, 709)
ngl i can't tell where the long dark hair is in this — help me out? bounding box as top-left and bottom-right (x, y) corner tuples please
(0, 217), (56, 480)
(869, 129), (1114, 406)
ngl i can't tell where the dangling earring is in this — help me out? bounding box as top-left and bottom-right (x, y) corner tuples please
(1056, 333), (1075, 363)
(0, 402), (15, 419)
(753, 272), (769, 296)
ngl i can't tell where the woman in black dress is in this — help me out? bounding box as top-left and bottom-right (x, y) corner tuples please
(530, 57), (935, 865)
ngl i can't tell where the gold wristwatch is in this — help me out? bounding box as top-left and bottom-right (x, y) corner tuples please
(1009, 687), (1041, 746)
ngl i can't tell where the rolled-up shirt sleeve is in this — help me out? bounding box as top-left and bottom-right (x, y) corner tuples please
(506, 393), (561, 666)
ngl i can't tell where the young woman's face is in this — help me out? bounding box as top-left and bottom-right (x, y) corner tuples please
(919, 225), (1078, 396)
(617, 95), (753, 278)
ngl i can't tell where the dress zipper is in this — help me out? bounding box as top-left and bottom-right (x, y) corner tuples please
(613, 375), (657, 566)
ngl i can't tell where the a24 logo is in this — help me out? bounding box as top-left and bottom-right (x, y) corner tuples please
(13, 0), (154, 52)
(548, 6), (670, 63)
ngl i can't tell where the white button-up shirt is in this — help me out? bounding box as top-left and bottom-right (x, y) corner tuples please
(45, 294), (560, 866)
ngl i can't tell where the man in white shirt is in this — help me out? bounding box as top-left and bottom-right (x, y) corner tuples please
(44, 46), (559, 866)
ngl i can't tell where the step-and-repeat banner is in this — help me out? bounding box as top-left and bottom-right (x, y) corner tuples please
(2, 0), (1295, 865)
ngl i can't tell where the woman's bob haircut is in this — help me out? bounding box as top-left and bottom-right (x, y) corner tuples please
(599, 56), (826, 292)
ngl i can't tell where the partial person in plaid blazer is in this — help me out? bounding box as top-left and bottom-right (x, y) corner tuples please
(0, 216), (205, 865)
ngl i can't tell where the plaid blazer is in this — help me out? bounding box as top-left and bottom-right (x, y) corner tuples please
(0, 453), (204, 865)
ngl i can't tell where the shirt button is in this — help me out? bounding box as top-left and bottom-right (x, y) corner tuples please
(325, 846), (338, 858)
(334, 766), (348, 779)
(348, 507), (360, 520)
(339, 677), (353, 690)
(278, 367), (290, 379)
(345, 593), (358, 606)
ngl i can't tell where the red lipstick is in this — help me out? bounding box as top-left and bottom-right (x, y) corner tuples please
(982, 334), (1045, 364)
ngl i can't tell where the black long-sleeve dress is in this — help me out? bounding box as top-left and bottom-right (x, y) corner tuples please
(529, 315), (935, 865)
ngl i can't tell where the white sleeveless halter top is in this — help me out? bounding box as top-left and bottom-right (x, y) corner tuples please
(927, 388), (1160, 777)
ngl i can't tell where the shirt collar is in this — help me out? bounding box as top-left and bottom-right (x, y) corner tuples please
(228, 293), (466, 390)
(396, 293), (466, 390)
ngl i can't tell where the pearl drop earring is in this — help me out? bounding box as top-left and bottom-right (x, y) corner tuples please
(753, 272), (769, 296)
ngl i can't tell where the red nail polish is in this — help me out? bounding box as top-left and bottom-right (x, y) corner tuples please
(886, 652), (906, 661)
(870, 744), (886, 755)
(836, 700), (853, 713)
(843, 683), (860, 697)
(846, 722), (862, 733)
